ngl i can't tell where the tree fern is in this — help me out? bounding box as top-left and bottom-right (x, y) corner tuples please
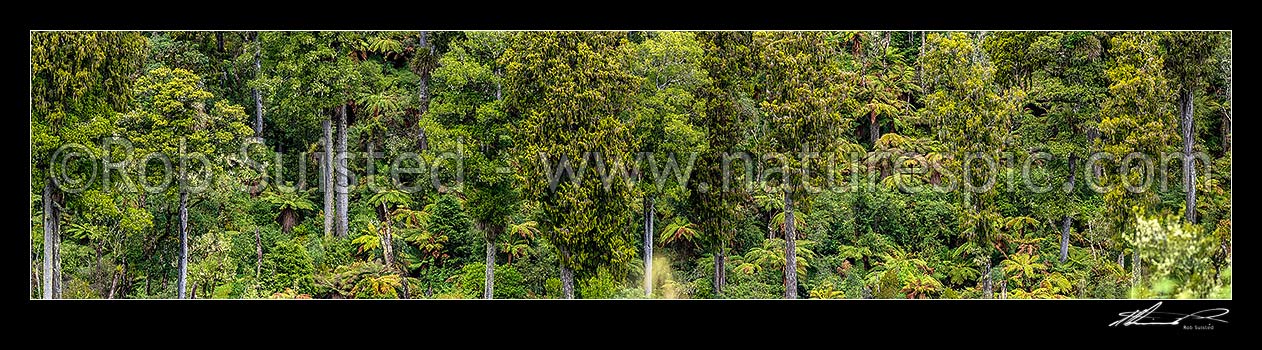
(659, 217), (700, 247)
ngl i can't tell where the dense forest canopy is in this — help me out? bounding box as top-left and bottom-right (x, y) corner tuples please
(30, 31), (1230, 299)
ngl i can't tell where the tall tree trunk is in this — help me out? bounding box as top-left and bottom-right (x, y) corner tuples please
(178, 190), (189, 299)
(121, 258), (130, 298)
(714, 240), (725, 297)
(1179, 90), (1197, 224)
(255, 227), (262, 278)
(379, 203), (395, 273)
(107, 263), (119, 299)
(559, 247), (575, 299)
(42, 181), (62, 299)
(322, 119), (334, 237)
(484, 225), (497, 299)
(416, 31), (432, 150)
(783, 191), (797, 299)
(882, 32), (891, 54)
(1132, 249), (1141, 286)
(1060, 154), (1076, 263)
(1058, 219), (1071, 264)
(1087, 127), (1102, 179)
(418, 32), (432, 114)
(917, 31), (925, 84)
(335, 105), (349, 237)
(768, 217), (774, 240)
(1222, 109), (1230, 153)
(252, 32), (264, 138)
(643, 196), (654, 297)
(982, 260), (992, 299)
(1223, 83), (1231, 153)
(31, 254), (39, 298)
(379, 202), (408, 299)
(723, 229), (730, 291)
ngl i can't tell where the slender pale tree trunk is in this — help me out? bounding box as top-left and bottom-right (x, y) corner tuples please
(768, 217), (774, 240)
(1087, 127), (1102, 179)
(322, 119), (334, 236)
(1132, 249), (1142, 286)
(714, 240), (725, 297)
(1179, 90), (1197, 224)
(982, 260), (992, 299)
(253, 32), (264, 138)
(416, 31), (432, 150)
(1059, 220), (1072, 263)
(31, 254), (39, 298)
(1225, 72), (1232, 153)
(559, 247), (575, 299)
(484, 225), (497, 299)
(783, 191), (797, 299)
(644, 196), (654, 297)
(379, 204), (395, 270)
(723, 228), (731, 290)
(1223, 82), (1231, 153)
(178, 190), (189, 299)
(1060, 154), (1076, 263)
(1222, 109), (1230, 153)
(335, 105), (349, 237)
(118, 257), (129, 298)
(917, 31), (925, 84)
(107, 259), (121, 299)
(379, 202), (408, 299)
(108, 241), (125, 299)
(418, 32), (432, 112)
(42, 181), (62, 299)
(560, 266), (575, 299)
(255, 227), (262, 278)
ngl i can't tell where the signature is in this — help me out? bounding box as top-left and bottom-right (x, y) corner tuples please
(1109, 302), (1229, 327)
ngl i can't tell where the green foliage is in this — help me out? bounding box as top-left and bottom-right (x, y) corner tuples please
(1098, 32), (1177, 237)
(261, 187), (316, 233)
(30, 31), (1230, 301)
(808, 280), (846, 299)
(352, 274), (401, 299)
(262, 239), (316, 294)
(659, 217), (700, 247)
(121, 67), (252, 158)
(427, 194), (475, 265)
(754, 31), (857, 193)
(1001, 253), (1046, 287)
(503, 32), (642, 278)
(736, 238), (816, 277)
(316, 261), (397, 298)
(189, 230), (237, 297)
(864, 245), (943, 298)
(576, 268), (621, 299)
(1127, 211), (1223, 298)
(446, 262), (527, 299)
(32, 32), (149, 172)
(367, 189), (411, 210)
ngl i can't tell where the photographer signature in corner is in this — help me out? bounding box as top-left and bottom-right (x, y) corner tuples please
(1110, 302), (1229, 327)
